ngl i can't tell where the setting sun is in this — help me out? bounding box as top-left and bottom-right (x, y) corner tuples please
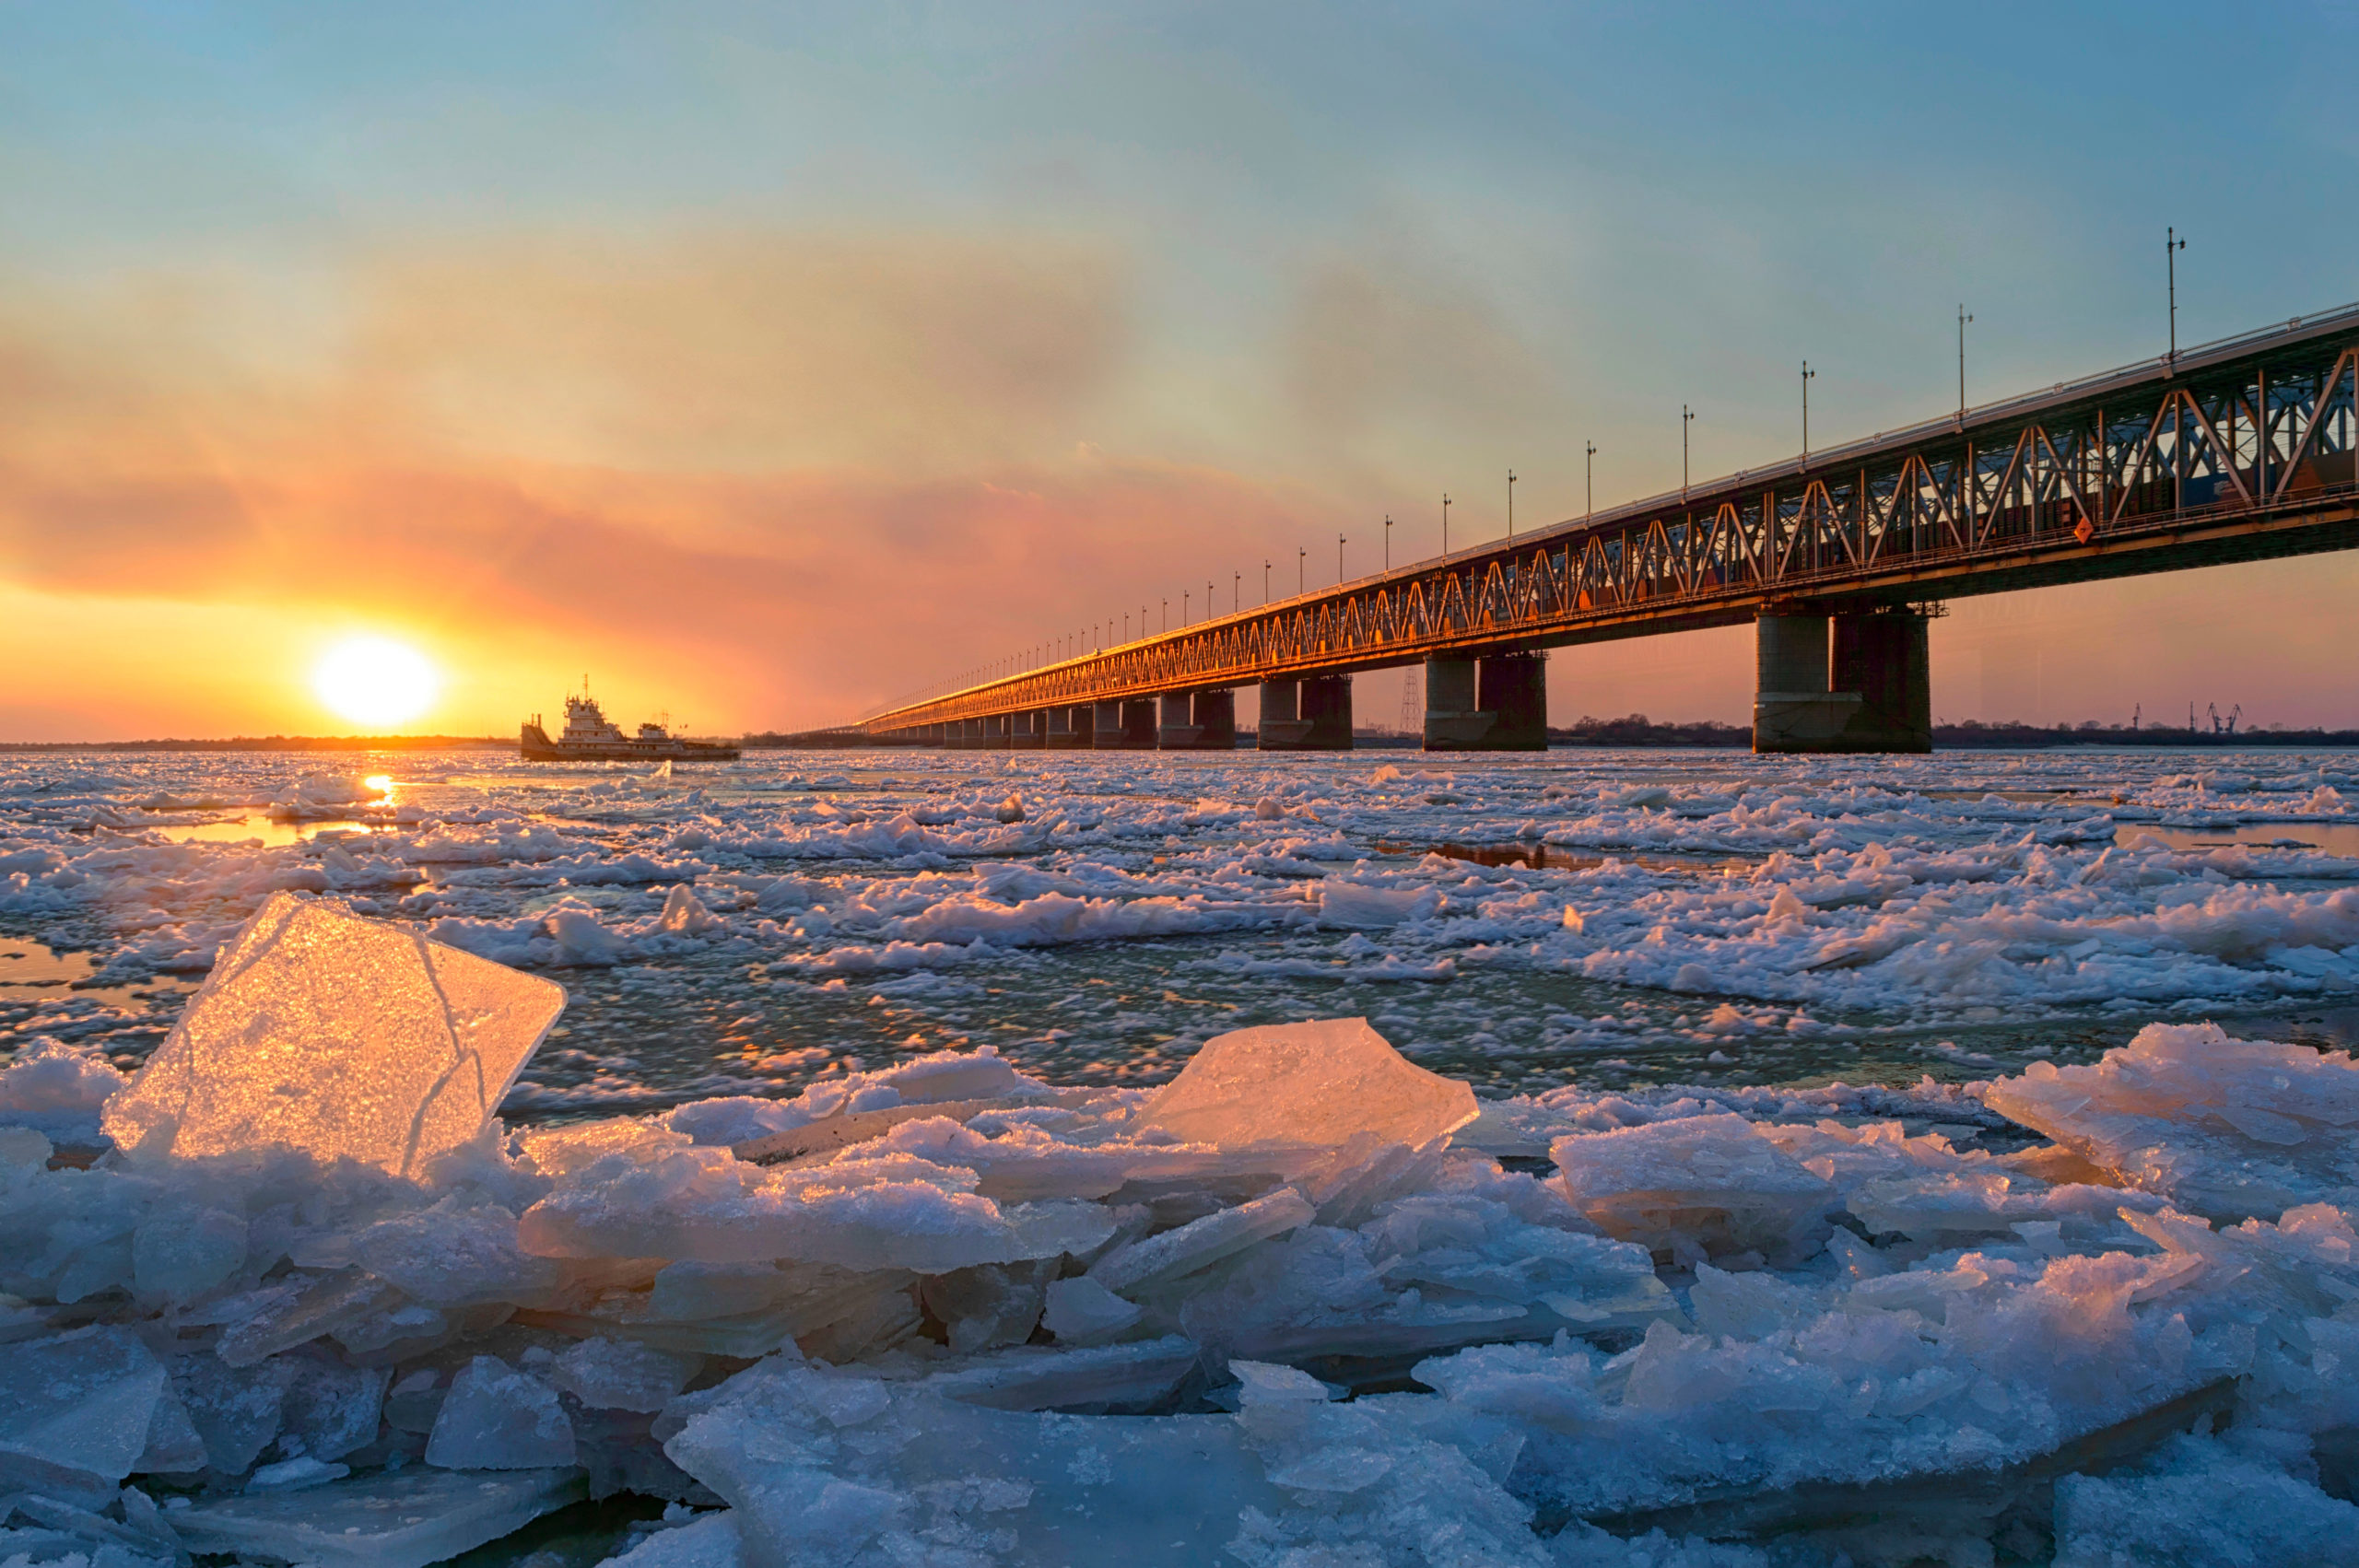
(311, 637), (439, 730)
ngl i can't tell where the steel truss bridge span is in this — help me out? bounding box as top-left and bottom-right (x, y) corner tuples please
(859, 302), (2359, 752)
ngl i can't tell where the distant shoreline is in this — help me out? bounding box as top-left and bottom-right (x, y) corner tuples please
(6, 722), (2356, 753)
(0, 735), (519, 753)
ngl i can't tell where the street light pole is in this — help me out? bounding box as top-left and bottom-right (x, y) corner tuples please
(1383, 514), (1392, 569)
(1263, 560), (1271, 604)
(1442, 494), (1451, 555)
(1337, 532), (1345, 583)
(1507, 469), (1517, 540)
(1585, 441), (1597, 522)
(2166, 226), (2187, 369)
(1161, 597), (1168, 632)
(1956, 305), (1972, 422)
(1800, 360), (1815, 464)
(1681, 405), (1696, 504)
(1233, 571), (1240, 611)
(1297, 547), (1306, 594)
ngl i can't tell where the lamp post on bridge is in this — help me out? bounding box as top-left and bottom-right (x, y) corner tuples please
(1800, 361), (1815, 466)
(1207, 580), (1215, 622)
(2166, 227), (2187, 370)
(1956, 305), (1972, 424)
(1585, 442), (1597, 523)
(1681, 405), (1696, 505)
(1337, 532), (1346, 583)
(1297, 546), (1306, 594)
(1507, 469), (1516, 540)
(1263, 560), (1271, 604)
(1163, 597), (1169, 632)
(1384, 514), (1392, 569)
(1442, 493), (1451, 556)
(1234, 571), (1240, 611)
(1183, 589), (1191, 625)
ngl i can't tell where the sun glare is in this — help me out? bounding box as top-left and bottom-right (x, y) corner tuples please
(312, 637), (439, 731)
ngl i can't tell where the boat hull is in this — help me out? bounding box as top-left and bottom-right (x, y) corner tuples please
(519, 743), (740, 762)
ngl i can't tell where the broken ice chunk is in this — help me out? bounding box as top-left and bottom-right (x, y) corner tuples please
(1984, 1022), (2359, 1221)
(168, 1467), (584, 1568)
(1551, 1114), (1836, 1268)
(280, 1355), (392, 1463)
(600, 1509), (743, 1568)
(553, 1338), (706, 1412)
(175, 1352), (300, 1477)
(919, 1260), (1052, 1354)
(101, 893), (565, 1177)
(921, 1337), (1197, 1412)
(1088, 1186), (1315, 1296)
(131, 1203), (250, 1300)
(1042, 1276), (1145, 1343)
(425, 1355), (578, 1469)
(353, 1203), (561, 1305)
(1135, 1018), (1477, 1150)
(0, 1326), (167, 1504)
(519, 1141), (1112, 1274)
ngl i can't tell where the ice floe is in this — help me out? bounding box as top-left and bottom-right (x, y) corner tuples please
(0, 893), (2357, 1562)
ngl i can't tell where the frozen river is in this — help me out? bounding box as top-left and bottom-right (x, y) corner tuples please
(6, 744), (2359, 1113)
(7, 744), (2359, 1566)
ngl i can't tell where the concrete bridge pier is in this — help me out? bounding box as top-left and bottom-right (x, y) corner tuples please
(1753, 609), (1931, 753)
(983, 713), (1013, 749)
(1423, 653), (1547, 752)
(1158, 689), (1237, 750)
(1010, 710), (1046, 749)
(1095, 699), (1158, 749)
(1047, 706), (1093, 749)
(1258, 675), (1354, 750)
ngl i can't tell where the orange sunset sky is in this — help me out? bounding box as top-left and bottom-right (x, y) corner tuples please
(5, 4), (2356, 740)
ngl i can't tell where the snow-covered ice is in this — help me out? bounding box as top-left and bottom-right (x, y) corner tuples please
(6, 744), (2359, 1562)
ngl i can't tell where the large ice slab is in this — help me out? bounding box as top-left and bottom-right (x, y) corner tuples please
(1983, 1022), (2359, 1221)
(1134, 1017), (1477, 1150)
(101, 893), (566, 1176)
(1551, 1114), (1835, 1267)
(167, 1467), (585, 1568)
(0, 1326), (167, 1505)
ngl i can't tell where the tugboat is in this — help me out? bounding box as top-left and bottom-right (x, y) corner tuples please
(520, 683), (741, 762)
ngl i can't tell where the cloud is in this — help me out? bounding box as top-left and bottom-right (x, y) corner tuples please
(1281, 239), (1564, 456)
(0, 240), (1340, 736)
(342, 229), (1132, 475)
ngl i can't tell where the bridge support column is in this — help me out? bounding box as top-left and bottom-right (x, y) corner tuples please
(1191, 689), (1237, 749)
(1753, 610), (1931, 753)
(1155, 690), (1236, 750)
(1833, 610), (1932, 752)
(1096, 699), (1156, 749)
(983, 713), (1012, 749)
(1046, 706), (1089, 749)
(1011, 710), (1046, 749)
(1424, 654), (1547, 752)
(1258, 676), (1353, 750)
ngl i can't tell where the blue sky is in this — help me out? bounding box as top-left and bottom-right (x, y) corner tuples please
(3, 2), (2354, 733)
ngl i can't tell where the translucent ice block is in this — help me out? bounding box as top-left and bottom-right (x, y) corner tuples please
(1552, 1114), (1836, 1267)
(0, 1326), (167, 1505)
(1134, 1018), (1477, 1151)
(101, 893), (566, 1176)
(1984, 1021), (2359, 1221)
(167, 1467), (584, 1568)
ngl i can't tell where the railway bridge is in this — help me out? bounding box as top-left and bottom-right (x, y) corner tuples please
(857, 304), (2359, 754)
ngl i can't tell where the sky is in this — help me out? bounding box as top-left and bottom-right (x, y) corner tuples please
(3, 1), (2356, 739)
